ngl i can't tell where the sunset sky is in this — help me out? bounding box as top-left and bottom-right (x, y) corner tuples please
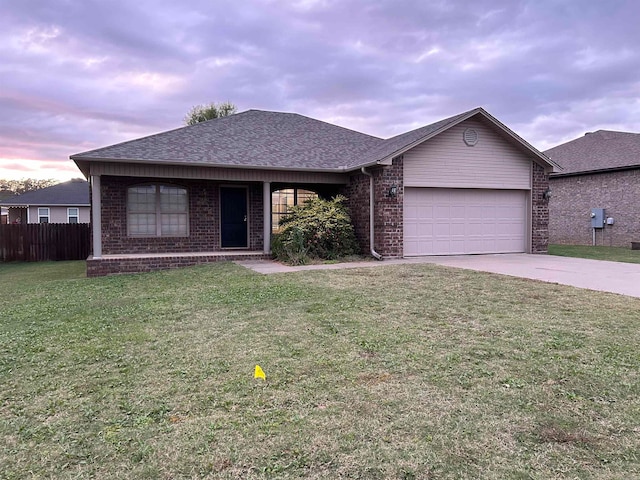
(1, 0), (639, 180)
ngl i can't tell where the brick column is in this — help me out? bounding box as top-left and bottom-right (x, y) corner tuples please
(531, 162), (549, 253)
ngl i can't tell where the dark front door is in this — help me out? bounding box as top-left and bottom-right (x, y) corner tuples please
(221, 187), (248, 248)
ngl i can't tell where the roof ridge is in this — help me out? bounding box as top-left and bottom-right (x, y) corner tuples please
(255, 109), (385, 141)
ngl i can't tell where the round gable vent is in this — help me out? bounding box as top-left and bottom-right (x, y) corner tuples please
(463, 128), (478, 146)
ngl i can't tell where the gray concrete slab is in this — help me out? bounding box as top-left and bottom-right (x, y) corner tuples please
(418, 254), (640, 298)
(236, 254), (640, 299)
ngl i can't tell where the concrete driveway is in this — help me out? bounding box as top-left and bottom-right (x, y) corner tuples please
(237, 254), (640, 299)
(418, 254), (640, 299)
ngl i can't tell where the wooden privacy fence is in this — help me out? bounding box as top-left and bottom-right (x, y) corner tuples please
(0, 223), (90, 262)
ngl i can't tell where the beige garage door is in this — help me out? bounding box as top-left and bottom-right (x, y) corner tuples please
(404, 188), (528, 256)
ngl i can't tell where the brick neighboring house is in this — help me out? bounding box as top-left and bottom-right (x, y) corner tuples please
(545, 130), (640, 247)
(0, 179), (90, 224)
(71, 107), (557, 277)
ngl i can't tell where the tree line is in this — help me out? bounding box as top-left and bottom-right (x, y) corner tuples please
(0, 179), (59, 196)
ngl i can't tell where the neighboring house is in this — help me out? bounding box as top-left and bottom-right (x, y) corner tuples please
(0, 190), (14, 224)
(71, 107), (557, 277)
(545, 130), (640, 247)
(0, 179), (90, 224)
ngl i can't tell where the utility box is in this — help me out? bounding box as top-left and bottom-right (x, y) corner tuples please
(591, 208), (605, 228)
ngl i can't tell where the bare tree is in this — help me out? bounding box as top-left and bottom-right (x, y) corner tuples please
(184, 101), (237, 125)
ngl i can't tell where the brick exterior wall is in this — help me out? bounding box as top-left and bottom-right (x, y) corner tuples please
(341, 157), (403, 258)
(248, 184), (264, 250)
(549, 169), (640, 247)
(373, 157), (403, 258)
(531, 162), (550, 254)
(341, 172), (370, 256)
(99, 176), (263, 254)
(86, 253), (271, 277)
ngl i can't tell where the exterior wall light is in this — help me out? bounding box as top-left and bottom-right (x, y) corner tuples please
(542, 188), (552, 200)
(388, 185), (398, 198)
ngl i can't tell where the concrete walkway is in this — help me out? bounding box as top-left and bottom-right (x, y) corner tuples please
(236, 254), (640, 299)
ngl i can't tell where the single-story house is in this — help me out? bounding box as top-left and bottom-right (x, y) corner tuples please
(545, 130), (640, 247)
(0, 179), (90, 224)
(70, 107), (557, 277)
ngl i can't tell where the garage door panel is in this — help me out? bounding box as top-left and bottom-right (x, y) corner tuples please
(404, 188), (527, 256)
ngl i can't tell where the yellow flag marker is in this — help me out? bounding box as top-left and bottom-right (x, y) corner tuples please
(254, 365), (266, 380)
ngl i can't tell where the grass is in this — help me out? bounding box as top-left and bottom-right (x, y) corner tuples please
(1, 261), (639, 479)
(549, 244), (640, 264)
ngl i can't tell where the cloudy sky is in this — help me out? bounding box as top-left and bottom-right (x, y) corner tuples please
(1, 0), (639, 180)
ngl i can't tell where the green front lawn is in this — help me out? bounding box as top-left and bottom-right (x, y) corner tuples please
(1, 261), (639, 478)
(549, 244), (640, 264)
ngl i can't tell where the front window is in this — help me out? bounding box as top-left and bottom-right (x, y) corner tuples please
(67, 208), (79, 224)
(38, 207), (50, 224)
(271, 188), (317, 232)
(127, 185), (188, 237)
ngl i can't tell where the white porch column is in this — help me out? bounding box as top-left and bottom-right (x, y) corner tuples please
(91, 175), (102, 258)
(263, 181), (271, 254)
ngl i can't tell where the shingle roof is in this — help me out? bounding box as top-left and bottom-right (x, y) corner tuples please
(72, 110), (384, 171)
(545, 130), (640, 176)
(1, 179), (89, 206)
(71, 108), (554, 173)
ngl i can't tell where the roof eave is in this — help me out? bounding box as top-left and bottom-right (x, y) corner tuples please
(70, 155), (352, 174)
(470, 109), (560, 172)
(550, 164), (640, 178)
(1, 203), (90, 207)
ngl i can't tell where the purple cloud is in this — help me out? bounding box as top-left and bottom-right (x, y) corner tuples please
(1, 0), (639, 179)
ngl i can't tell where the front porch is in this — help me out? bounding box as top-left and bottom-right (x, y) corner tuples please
(86, 250), (271, 277)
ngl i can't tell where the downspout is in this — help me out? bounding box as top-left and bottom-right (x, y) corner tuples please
(361, 167), (383, 260)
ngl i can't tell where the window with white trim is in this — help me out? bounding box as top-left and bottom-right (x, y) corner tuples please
(127, 185), (188, 237)
(38, 207), (50, 224)
(67, 207), (79, 224)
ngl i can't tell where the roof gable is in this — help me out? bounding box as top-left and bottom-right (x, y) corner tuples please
(545, 130), (640, 176)
(1, 179), (90, 206)
(358, 107), (557, 171)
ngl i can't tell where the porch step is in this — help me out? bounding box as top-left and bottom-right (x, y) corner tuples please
(87, 251), (271, 277)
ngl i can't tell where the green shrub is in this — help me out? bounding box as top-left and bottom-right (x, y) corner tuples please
(271, 226), (309, 266)
(271, 195), (359, 265)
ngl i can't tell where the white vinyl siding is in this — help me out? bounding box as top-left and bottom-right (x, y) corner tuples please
(403, 119), (532, 189)
(404, 188), (527, 256)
